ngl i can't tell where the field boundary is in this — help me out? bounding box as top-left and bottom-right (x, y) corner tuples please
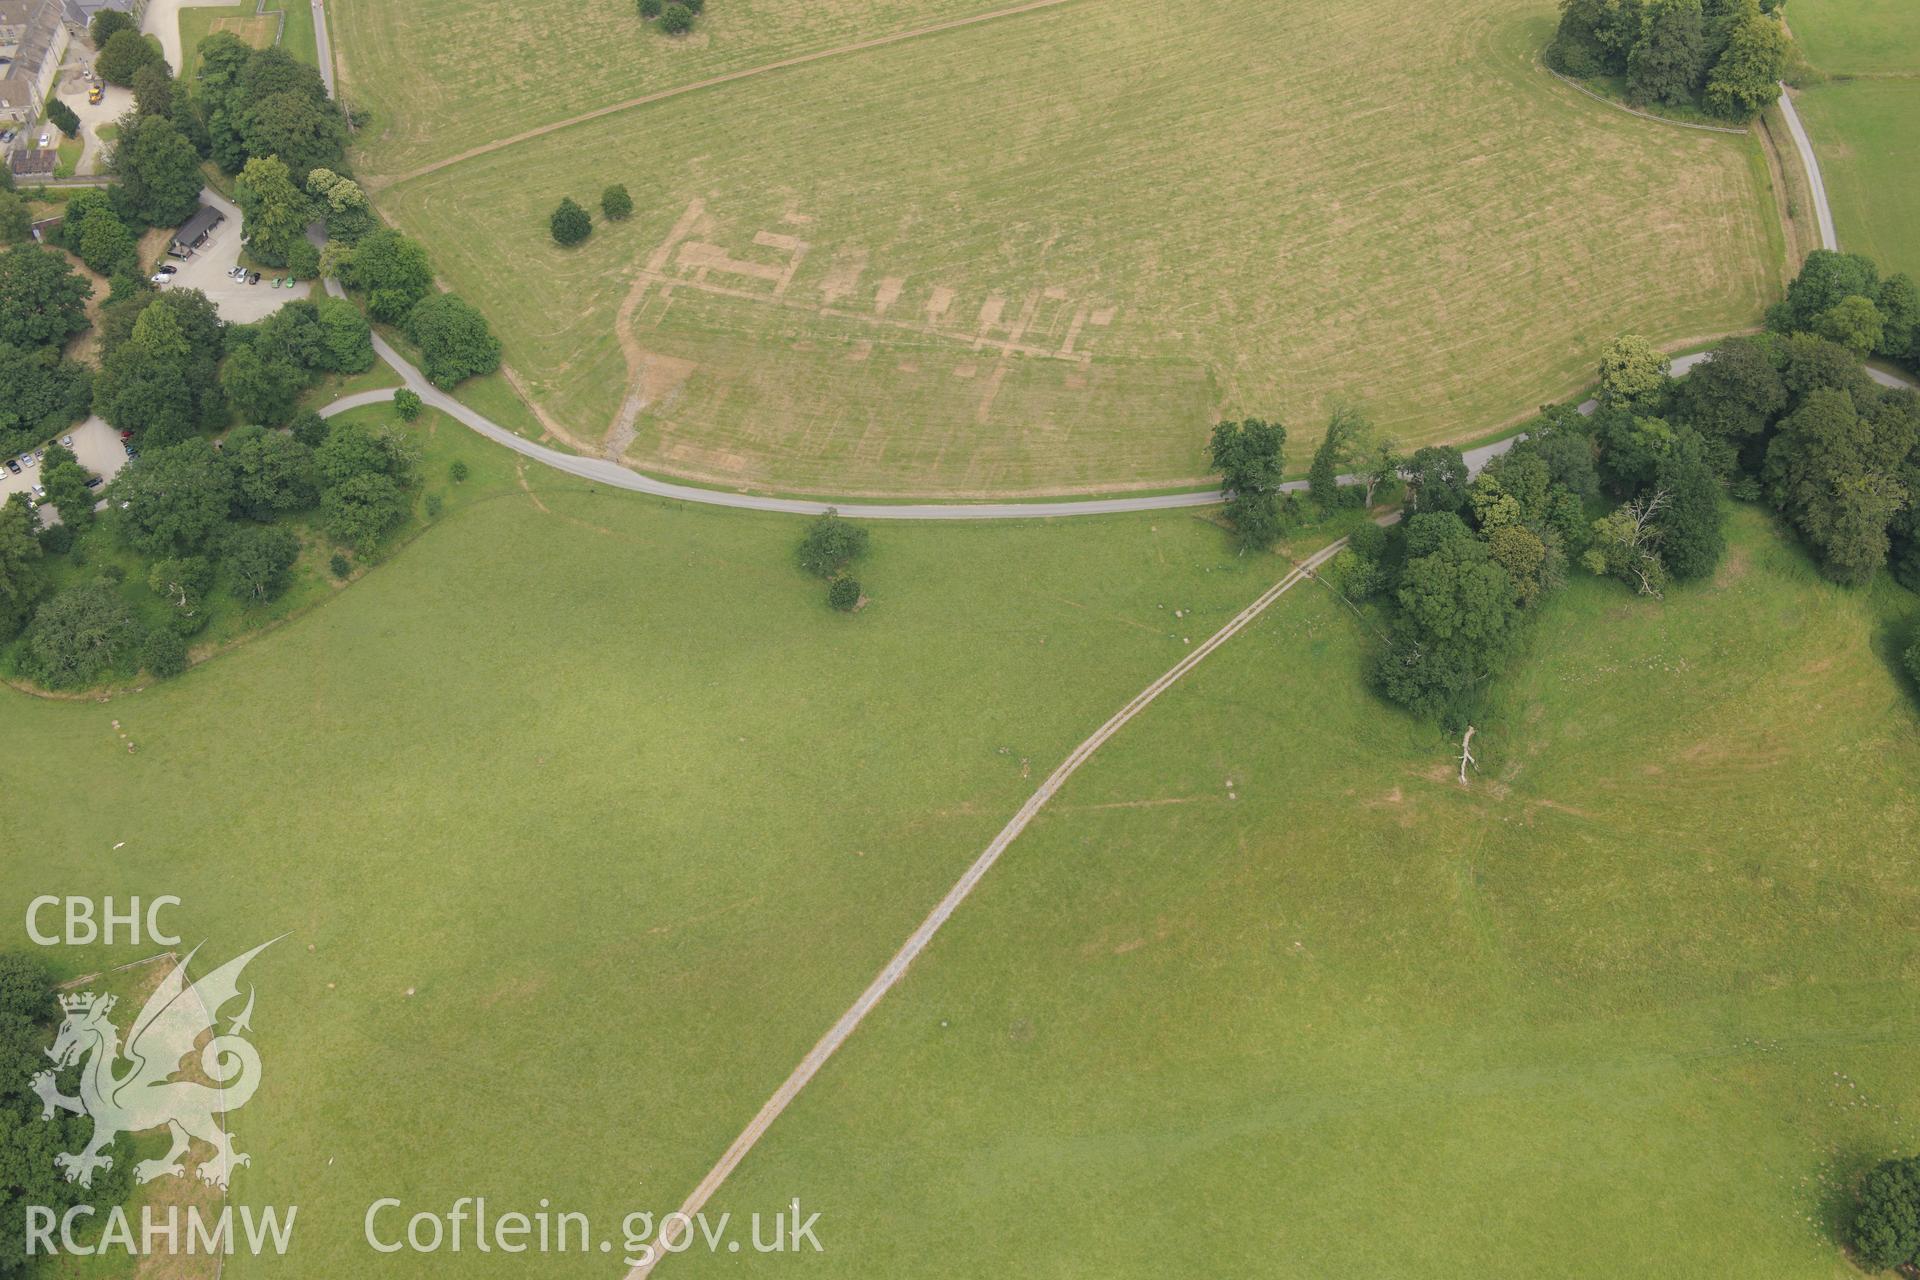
(624, 529), (1360, 1276)
(1540, 60), (1751, 135)
(370, 0), (1089, 188)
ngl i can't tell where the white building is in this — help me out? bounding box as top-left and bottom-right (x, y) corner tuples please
(0, 0), (71, 126)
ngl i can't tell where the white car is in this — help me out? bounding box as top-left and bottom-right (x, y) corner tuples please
(31, 484), (45, 498)
(59, 435), (73, 448)
(151, 265), (178, 285)
(38, 133), (50, 148)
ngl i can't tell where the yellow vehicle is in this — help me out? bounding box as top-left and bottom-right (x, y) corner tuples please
(87, 82), (103, 104)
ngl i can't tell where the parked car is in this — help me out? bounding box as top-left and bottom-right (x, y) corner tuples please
(37, 133), (50, 148)
(31, 484), (45, 498)
(17, 456), (30, 470)
(59, 435), (73, 448)
(150, 264), (178, 285)
(4, 459), (18, 475)
(0, 128), (14, 144)
(119, 429), (133, 441)
(248, 272), (261, 285)
(84, 476), (102, 490)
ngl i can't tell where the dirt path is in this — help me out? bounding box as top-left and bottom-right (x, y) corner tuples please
(623, 531), (1358, 1276)
(370, 0), (1087, 190)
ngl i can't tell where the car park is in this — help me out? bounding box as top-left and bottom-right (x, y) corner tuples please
(5, 459), (19, 475)
(151, 265), (178, 285)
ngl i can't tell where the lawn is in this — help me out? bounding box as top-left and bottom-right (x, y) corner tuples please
(1790, 0), (1920, 75)
(684, 505), (1920, 1278)
(0, 426), (1303, 1275)
(372, 0), (1781, 498)
(176, 0), (316, 82)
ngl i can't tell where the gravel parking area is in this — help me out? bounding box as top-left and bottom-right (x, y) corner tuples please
(162, 189), (313, 324)
(0, 417), (129, 526)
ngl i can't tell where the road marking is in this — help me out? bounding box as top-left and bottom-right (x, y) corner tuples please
(624, 533), (1355, 1276)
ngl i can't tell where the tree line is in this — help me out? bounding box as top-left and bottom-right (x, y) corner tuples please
(1548, 0), (1789, 121)
(1211, 249), (1920, 725)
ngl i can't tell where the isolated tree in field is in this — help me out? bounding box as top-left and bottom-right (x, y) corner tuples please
(1598, 334), (1671, 407)
(46, 98), (80, 139)
(0, 246), (91, 350)
(601, 184), (634, 221)
(112, 114), (204, 227)
(96, 28), (162, 86)
(1852, 1156), (1920, 1272)
(1402, 445), (1470, 515)
(235, 155), (311, 267)
(550, 197), (592, 246)
(1627, 0), (1708, 107)
(393, 389), (424, 421)
(660, 3), (695, 34)
(1814, 295), (1885, 358)
(404, 294), (502, 388)
(796, 508), (869, 578)
(1704, 5), (1786, 119)
(0, 493), (44, 640)
(828, 576), (861, 612)
(225, 523), (301, 601)
(1209, 418), (1288, 549)
(90, 8), (135, 47)
(22, 578), (143, 688)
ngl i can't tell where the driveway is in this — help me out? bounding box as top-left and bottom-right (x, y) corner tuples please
(0, 417), (129, 526)
(163, 188), (313, 323)
(50, 68), (130, 178)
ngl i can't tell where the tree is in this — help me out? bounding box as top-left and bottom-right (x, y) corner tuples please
(1852, 1156), (1920, 1272)
(320, 471), (408, 548)
(131, 62), (176, 120)
(1373, 515), (1521, 724)
(69, 204), (139, 277)
(0, 344), (92, 453)
(224, 523), (300, 600)
(90, 7), (136, 47)
(1769, 250), (1882, 336)
(550, 197), (592, 247)
(341, 230), (435, 323)
(1308, 404), (1366, 509)
(1627, 0), (1708, 107)
(142, 627), (188, 676)
(93, 289), (226, 445)
(394, 389), (423, 420)
(639, 0), (663, 15)
(602, 184), (634, 221)
(234, 155), (310, 267)
(1765, 387), (1913, 585)
(314, 418), (416, 486)
(1402, 445), (1470, 515)
(660, 2), (695, 34)
(21, 578), (143, 687)
(0, 493), (44, 640)
(312, 296), (373, 372)
(240, 90), (346, 184)
(0, 188), (29, 244)
(307, 168), (376, 244)
(796, 509), (870, 578)
(96, 28), (163, 86)
(40, 449), (96, 528)
(1877, 274), (1920, 366)
(107, 439), (233, 556)
(46, 98), (80, 139)
(223, 424), (318, 519)
(1208, 418), (1287, 549)
(146, 554), (212, 622)
(1583, 492), (1672, 596)
(1672, 335), (1784, 472)
(0, 246), (91, 350)
(1814, 295), (1885, 358)
(1704, 7), (1786, 119)
(1654, 428), (1725, 580)
(403, 294), (501, 388)
(828, 576), (861, 611)
(112, 113), (204, 227)
(1598, 334), (1671, 407)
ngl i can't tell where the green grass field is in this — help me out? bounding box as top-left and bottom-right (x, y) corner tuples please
(369, 0), (1780, 498)
(1788, 1), (1920, 278)
(177, 1), (317, 82)
(1, 416), (1303, 1276)
(684, 505), (1920, 1277)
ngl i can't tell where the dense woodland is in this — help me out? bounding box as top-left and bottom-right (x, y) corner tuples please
(1548, 0), (1790, 121)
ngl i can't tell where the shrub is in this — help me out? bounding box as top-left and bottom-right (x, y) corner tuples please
(828, 576), (861, 612)
(639, 0), (663, 15)
(1907, 637), (1920, 691)
(449, 459), (469, 483)
(38, 523), (73, 555)
(601, 184), (633, 221)
(47, 99), (81, 140)
(292, 410), (331, 447)
(286, 237), (321, 280)
(393, 388), (423, 421)
(141, 628), (187, 677)
(550, 197), (592, 247)
(329, 551), (351, 578)
(796, 509), (869, 578)
(660, 2), (694, 33)
(424, 492), (443, 518)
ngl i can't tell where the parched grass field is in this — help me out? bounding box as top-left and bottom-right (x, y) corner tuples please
(684, 505), (1920, 1278)
(1791, 0), (1920, 280)
(0, 411), (1298, 1276)
(364, 0), (1782, 498)
(177, 1), (317, 83)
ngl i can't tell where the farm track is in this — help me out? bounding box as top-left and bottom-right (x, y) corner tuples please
(370, 0), (1088, 190)
(622, 530), (1359, 1276)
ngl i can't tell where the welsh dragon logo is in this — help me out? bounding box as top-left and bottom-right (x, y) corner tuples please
(32, 939), (280, 1190)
